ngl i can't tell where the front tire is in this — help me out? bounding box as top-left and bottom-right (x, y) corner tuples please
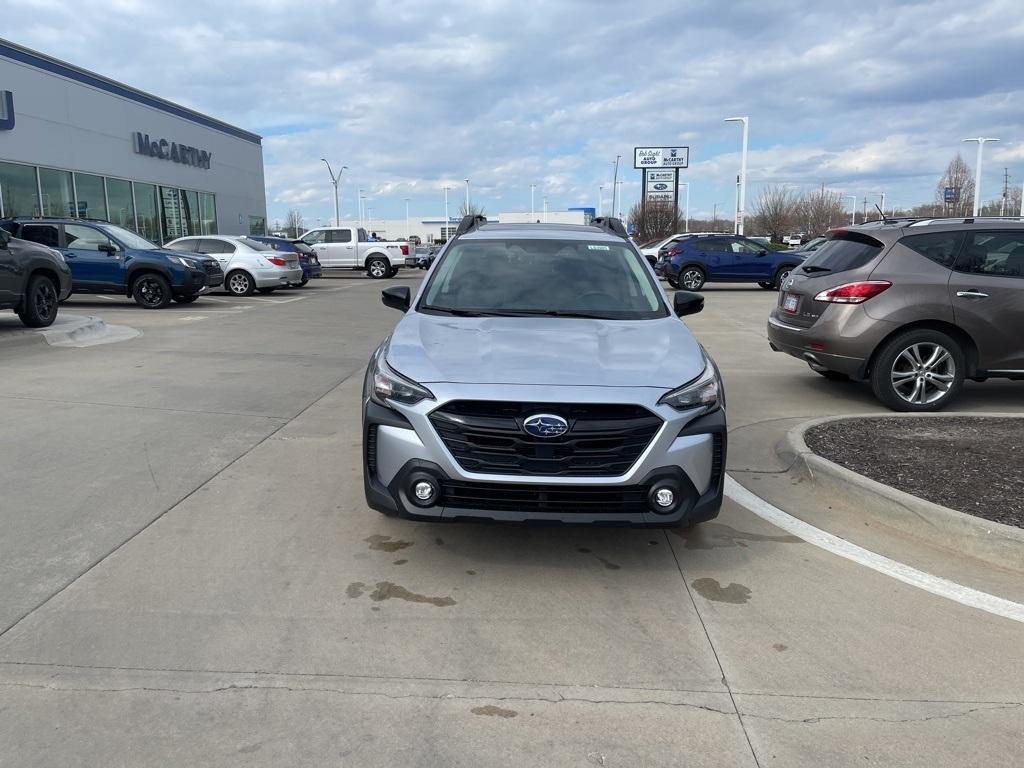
(367, 258), (389, 279)
(226, 270), (255, 296)
(17, 274), (59, 327)
(132, 273), (172, 309)
(870, 329), (964, 412)
(679, 266), (706, 291)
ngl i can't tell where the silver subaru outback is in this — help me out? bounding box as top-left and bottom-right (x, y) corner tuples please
(362, 216), (726, 527)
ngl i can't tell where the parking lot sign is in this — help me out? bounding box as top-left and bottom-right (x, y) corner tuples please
(943, 186), (959, 203)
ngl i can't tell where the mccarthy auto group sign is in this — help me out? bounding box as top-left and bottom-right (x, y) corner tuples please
(634, 146), (689, 169)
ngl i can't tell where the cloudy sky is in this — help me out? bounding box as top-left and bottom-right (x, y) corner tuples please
(7, 0), (1024, 227)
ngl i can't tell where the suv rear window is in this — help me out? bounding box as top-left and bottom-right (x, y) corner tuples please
(800, 231), (884, 274)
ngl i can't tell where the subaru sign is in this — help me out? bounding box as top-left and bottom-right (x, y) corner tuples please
(0, 90), (14, 131)
(943, 186), (958, 203)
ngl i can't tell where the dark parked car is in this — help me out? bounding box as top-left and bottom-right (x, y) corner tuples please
(767, 219), (1024, 411)
(0, 218), (223, 308)
(248, 235), (322, 285)
(0, 228), (73, 327)
(658, 234), (806, 290)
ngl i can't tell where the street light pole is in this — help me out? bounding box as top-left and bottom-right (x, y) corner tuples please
(464, 178), (470, 213)
(530, 183), (536, 219)
(321, 159), (347, 227)
(357, 188), (364, 227)
(845, 195), (856, 226)
(678, 182), (690, 232)
(962, 137), (999, 216)
(611, 155), (621, 219)
(725, 116), (749, 234)
(542, 196), (548, 223)
(443, 186), (450, 239)
(598, 186), (604, 217)
(616, 181), (623, 219)
(404, 197), (410, 241)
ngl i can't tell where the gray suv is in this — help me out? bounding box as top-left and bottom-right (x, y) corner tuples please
(362, 216), (726, 527)
(767, 218), (1024, 411)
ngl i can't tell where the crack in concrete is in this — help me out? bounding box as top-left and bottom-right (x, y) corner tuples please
(743, 702), (1023, 726)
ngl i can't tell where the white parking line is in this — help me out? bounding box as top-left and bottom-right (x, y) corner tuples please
(724, 475), (1024, 625)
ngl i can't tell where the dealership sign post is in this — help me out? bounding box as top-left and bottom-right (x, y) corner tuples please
(635, 146), (689, 217)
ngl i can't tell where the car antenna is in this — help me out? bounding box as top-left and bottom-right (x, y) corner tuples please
(874, 203), (889, 223)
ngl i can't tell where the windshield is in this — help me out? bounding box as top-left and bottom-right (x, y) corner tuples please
(419, 238), (667, 319)
(98, 225), (159, 250)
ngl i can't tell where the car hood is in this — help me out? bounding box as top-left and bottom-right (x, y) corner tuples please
(386, 312), (705, 389)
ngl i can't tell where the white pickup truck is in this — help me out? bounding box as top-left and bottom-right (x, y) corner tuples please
(299, 227), (409, 278)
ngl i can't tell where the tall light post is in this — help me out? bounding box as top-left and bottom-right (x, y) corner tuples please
(845, 195), (857, 226)
(611, 155), (621, 219)
(598, 185), (604, 217)
(443, 186), (450, 237)
(321, 159), (347, 226)
(530, 183), (536, 219)
(357, 188), (364, 227)
(366, 206), (372, 234)
(616, 181), (624, 219)
(464, 178), (470, 213)
(713, 202), (720, 231)
(404, 197), (410, 240)
(962, 137), (999, 216)
(542, 195), (548, 223)
(724, 116), (749, 234)
(879, 191), (886, 218)
(678, 181), (690, 232)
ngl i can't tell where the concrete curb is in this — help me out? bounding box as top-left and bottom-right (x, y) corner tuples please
(778, 413), (1024, 573)
(0, 314), (102, 349)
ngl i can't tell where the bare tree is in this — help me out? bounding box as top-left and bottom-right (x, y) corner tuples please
(285, 209), (304, 238)
(751, 184), (799, 242)
(459, 201), (487, 218)
(797, 185), (847, 235)
(935, 153), (975, 216)
(627, 202), (682, 242)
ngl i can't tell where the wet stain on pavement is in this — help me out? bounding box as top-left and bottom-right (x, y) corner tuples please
(365, 534), (414, 552)
(471, 705), (517, 718)
(466, 569), (477, 575)
(672, 523), (801, 550)
(773, 643), (788, 652)
(691, 578), (752, 604)
(345, 582), (366, 598)
(238, 743), (261, 754)
(435, 537), (445, 546)
(577, 547), (591, 554)
(370, 581), (456, 607)
(393, 559), (408, 565)
(596, 556), (621, 571)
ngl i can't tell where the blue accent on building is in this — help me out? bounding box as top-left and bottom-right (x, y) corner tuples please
(0, 38), (261, 145)
(569, 207), (596, 216)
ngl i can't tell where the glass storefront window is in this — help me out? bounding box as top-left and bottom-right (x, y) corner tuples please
(38, 167), (74, 217)
(159, 186), (183, 242)
(134, 182), (160, 243)
(0, 161), (40, 218)
(181, 189), (200, 237)
(106, 178), (135, 230)
(73, 173), (107, 220)
(199, 192), (217, 235)
(249, 216), (266, 236)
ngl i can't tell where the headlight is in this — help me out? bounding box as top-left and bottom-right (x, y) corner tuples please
(171, 255), (200, 269)
(658, 355), (722, 415)
(47, 247), (66, 264)
(369, 345), (434, 406)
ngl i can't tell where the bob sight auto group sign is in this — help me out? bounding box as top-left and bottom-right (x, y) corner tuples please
(133, 132), (212, 169)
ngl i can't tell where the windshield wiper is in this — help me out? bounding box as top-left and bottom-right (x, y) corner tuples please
(481, 309), (620, 319)
(801, 265), (832, 273)
(420, 305), (487, 316)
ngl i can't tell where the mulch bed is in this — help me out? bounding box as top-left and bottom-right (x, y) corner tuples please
(804, 417), (1024, 529)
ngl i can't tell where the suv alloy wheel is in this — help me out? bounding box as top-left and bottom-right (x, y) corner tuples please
(870, 329), (965, 411)
(680, 267), (706, 291)
(132, 273), (172, 309)
(367, 258), (389, 279)
(18, 274), (59, 327)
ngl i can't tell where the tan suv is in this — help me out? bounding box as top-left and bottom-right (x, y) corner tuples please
(767, 218), (1024, 411)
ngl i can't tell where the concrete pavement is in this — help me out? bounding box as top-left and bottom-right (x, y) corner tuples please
(0, 277), (1021, 766)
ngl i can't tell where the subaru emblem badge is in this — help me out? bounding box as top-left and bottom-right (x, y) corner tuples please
(522, 414), (569, 438)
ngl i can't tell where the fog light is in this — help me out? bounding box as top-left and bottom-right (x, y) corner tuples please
(654, 488), (675, 508)
(414, 480), (436, 502)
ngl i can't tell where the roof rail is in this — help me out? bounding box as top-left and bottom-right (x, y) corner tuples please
(455, 214), (488, 236)
(908, 216), (1024, 227)
(590, 216), (628, 239)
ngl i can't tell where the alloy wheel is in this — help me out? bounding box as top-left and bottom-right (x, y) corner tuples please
(229, 273), (251, 294)
(138, 277), (165, 307)
(369, 260), (387, 278)
(681, 269), (704, 289)
(33, 280), (57, 321)
(890, 342), (956, 405)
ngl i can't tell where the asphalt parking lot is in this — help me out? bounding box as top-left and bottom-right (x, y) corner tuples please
(1, 275), (1022, 767)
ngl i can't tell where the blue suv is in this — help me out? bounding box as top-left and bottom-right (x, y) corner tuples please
(0, 218), (223, 308)
(657, 234), (806, 291)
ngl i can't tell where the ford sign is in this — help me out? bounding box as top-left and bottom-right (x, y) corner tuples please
(522, 414), (569, 438)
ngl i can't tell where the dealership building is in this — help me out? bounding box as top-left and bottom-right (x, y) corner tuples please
(0, 38), (266, 243)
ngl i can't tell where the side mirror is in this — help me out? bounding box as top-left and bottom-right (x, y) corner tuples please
(0, 229), (9, 249)
(99, 243), (118, 255)
(673, 290), (704, 317)
(758, 249), (767, 256)
(381, 285), (410, 313)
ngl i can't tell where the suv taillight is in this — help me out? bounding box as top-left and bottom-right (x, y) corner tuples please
(267, 256), (288, 267)
(400, 244), (409, 256)
(813, 281), (892, 304)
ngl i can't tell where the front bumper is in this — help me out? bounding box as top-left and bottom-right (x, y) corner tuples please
(175, 267), (220, 295)
(362, 385), (726, 527)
